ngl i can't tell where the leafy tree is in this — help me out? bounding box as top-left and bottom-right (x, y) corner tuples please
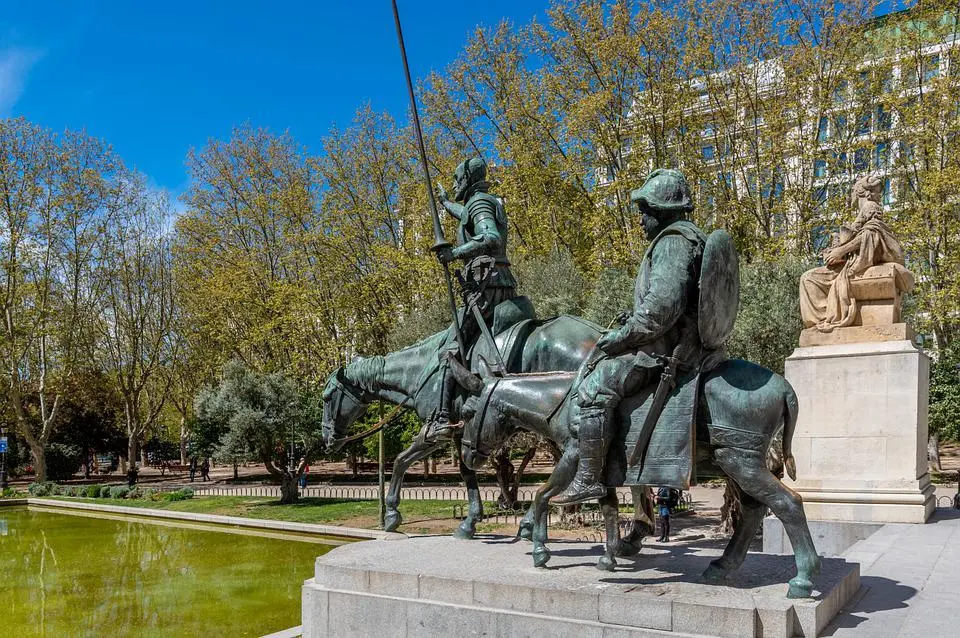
(194, 360), (320, 503)
(726, 258), (812, 374)
(0, 118), (119, 480)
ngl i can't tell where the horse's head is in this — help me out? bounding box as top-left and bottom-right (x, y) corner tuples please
(321, 367), (371, 451)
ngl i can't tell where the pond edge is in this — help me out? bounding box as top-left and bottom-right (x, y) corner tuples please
(20, 498), (406, 542)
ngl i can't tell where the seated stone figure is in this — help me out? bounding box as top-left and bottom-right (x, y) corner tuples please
(799, 174), (914, 344)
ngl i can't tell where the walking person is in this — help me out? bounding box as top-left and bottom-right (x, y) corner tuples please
(656, 485), (679, 542)
(200, 458), (210, 482)
(298, 464), (309, 490)
(189, 457), (197, 483)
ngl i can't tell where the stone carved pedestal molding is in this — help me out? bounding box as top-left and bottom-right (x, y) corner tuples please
(784, 340), (934, 524)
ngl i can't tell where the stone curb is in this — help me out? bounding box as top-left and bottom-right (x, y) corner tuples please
(0, 499), (28, 506)
(26, 498), (406, 541)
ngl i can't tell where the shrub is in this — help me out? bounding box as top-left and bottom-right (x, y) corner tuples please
(109, 486), (130, 499)
(99, 485), (113, 499)
(126, 487), (142, 499)
(27, 482), (54, 497)
(85, 485), (102, 498)
(45, 444), (84, 482)
(181, 488), (194, 499)
(150, 490), (166, 502)
(163, 488), (195, 502)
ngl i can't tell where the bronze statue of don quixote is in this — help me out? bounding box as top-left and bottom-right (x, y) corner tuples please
(321, 0), (820, 600)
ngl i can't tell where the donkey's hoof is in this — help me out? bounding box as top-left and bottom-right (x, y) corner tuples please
(787, 577), (814, 599)
(616, 540), (642, 557)
(596, 555), (617, 572)
(532, 545), (551, 568)
(453, 522), (476, 540)
(517, 524), (533, 541)
(702, 560), (728, 583)
(383, 511), (402, 533)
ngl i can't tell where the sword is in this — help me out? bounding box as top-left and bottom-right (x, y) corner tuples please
(629, 355), (680, 467)
(391, 0), (466, 361)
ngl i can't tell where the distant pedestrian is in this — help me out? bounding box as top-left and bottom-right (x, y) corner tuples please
(656, 486), (680, 542)
(189, 457), (197, 483)
(201, 458), (210, 482)
(298, 464), (309, 490)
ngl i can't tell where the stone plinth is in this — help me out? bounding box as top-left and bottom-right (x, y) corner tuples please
(303, 535), (861, 638)
(798, 323), (913, 347)
(784, 340), (934, 524)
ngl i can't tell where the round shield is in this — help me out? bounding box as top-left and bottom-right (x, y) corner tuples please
(698, 229), (740, 349)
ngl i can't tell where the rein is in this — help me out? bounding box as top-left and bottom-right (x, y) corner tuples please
(333, 397), (410, 446)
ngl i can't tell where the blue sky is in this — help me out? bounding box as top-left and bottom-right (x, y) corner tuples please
(0, 1), (548, 193)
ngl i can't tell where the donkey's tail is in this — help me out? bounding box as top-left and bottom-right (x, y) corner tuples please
(782, 380), (800, 481)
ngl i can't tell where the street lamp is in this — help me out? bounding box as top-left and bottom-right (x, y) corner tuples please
(1, 427), (9, 490)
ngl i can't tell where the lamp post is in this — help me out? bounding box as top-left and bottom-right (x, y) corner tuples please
(1, 427), (8, 490)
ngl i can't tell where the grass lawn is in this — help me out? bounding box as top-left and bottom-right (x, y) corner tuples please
(40, 496), (490, 533)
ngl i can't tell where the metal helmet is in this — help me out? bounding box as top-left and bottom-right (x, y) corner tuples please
(453, 157), (488, 202)
(630, 168), (694, 216)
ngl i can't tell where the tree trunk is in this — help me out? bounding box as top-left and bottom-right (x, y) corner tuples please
(179, 417), (189, 465)
(928, 433), (942, 472)
(279, 472), (299, 504)
(29, 441), (47, 483)
(718, 478), (742, 535)
(423, 457), (429, 478)
(233, 462), (239, 480)
(128, 438), (138, 470)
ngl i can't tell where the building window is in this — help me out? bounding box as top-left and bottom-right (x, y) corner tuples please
(811, 224), (830, 254)
(874, 141), (890, 169)
(814, 159), (828, 178)
(880, 68), (894, 93)
(883, 178), (893, 205)
(814, 186), (828, 208)
(856, 111), (871, 136)
(833, 80), (848, 105)
(854, 148), (869, 171)
(875, 104), (891, 131)
(833, 113), (848, 138)
(924, 54), (940, 82)
(833, 151), (848, 172)
(817, 117), (829, 142)
(702, 145), (715, 160)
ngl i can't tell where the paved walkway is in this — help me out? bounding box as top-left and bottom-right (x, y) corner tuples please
(825, 508), (960, 637)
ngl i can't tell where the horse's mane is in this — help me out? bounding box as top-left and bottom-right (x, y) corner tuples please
(346, 355), (385, 394)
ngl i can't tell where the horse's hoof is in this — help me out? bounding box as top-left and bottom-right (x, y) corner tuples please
(517, 523), (533, 541)
(596, 555), (616, 572)
(453, 523), (475, 540)
(787, 577), (814, 599)
(702, 560), (728, 583)
(616, 540), (642, 557)
(532, 545), (551, 568)
(383, 511), (402, 533)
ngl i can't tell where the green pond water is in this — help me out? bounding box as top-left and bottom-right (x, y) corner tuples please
(0, 506), (339, 637)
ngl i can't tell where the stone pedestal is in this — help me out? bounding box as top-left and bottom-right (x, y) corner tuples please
(303, 536), (861, 638)
(784, 340), (934, 524)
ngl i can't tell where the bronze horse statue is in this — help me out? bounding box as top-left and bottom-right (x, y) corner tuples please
(454, 354), (821, 599)
(320, 312), (657, 539)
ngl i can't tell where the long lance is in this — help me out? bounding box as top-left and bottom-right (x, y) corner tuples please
(391, 0), (466, 361)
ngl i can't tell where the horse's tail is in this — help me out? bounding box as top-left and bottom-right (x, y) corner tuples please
(782, 380), (800, 481)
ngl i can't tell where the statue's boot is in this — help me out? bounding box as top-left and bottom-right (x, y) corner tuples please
(425, 362), (463, 442)
(554, 409), (610, 505)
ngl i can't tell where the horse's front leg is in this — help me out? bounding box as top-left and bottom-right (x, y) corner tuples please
(384, 433), (439, 533)
(597, 488), (620, 571)
(532, 446), (578, 568)
(454, 437), (483, 540)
